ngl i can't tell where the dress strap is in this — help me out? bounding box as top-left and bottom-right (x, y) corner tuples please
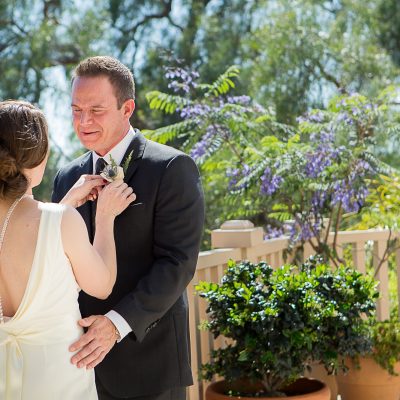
(0, 195), (26, 324)
(0, 196), (26, 253)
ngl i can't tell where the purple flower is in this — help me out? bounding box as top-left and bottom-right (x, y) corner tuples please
(298, 221), (313, 241)
(311, 191), (328, 214)
(305, 151), (332, 178)
(190, 126), (216, 160)
(286, 220), (320, 243)
(310, 129), (335, 143)
(337, 112), (354, 125)
(308, 111), (325, 123)
(297, 111), (325, 124)
(294, 218), (323, 242)
(264, 225), (285, 239)
(260, 167), (283, 195)
(165, 66), (199, 94)
(331, 180), (369, 213)
(226, 167), (240, 189)
(364, 103), (372, 111)
(179, 104), (211, 119)
(253, 103), (266, 113)
(227, 95), (251, 105)
(353, 159), (372, 174)
(227, 164), (252, 190)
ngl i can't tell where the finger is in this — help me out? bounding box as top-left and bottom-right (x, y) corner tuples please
(69, 318), (98, 352)
(86, 178), (106, 189)
(89, 187), (102, 197)
(86, 350), (107, 369)
(85, 174), (104, 180)
(127, 193), (136, 203)
(78, 316), (98, 327)
(116, 183), (129, 195)
(71, 340), (101, 366)
(103, 182), (126, 196)
(69, 331), (95, 352)
(76, 345), (104, 368)
(122, 186), (133, 196)
(109, 180), (126, 189)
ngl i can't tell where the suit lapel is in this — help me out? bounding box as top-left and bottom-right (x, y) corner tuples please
(77, 152), (95, 239)
(122, 130), (147, 183)
(76, 132), (146, 241)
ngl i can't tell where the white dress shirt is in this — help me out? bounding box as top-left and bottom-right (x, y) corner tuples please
(92, 126), (135, 341)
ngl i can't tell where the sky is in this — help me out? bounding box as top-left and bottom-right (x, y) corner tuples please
(42, 66), (76, 158)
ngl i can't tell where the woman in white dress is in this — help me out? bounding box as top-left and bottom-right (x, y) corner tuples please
(0, 100), (135, 399)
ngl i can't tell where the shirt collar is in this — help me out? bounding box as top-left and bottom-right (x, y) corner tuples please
(92, 126), (135, 173)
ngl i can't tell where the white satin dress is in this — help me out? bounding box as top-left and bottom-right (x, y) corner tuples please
(0, 202), (98, 399)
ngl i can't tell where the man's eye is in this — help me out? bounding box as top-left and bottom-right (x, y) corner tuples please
(72, 109), (81, 113)
(92, 110), (103, 113)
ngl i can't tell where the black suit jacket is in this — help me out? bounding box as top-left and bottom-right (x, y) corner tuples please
(52, 132), (205, 398)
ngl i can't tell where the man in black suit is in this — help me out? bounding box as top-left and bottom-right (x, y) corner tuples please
(52, 56), (204, 400)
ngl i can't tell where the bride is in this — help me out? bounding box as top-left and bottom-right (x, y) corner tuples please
(0, 100), (135, 399)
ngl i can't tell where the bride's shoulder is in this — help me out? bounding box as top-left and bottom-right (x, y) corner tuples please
(37, 202), (80, 226)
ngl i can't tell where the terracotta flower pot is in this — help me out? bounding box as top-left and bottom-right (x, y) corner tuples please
(205, 378), (331, 399)
(336, 357), (400, 400)
(305, 362), (338, 400)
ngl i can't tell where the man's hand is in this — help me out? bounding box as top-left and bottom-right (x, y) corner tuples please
(69, 315), (119, 369)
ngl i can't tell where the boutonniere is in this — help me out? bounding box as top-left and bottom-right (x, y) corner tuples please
(100, 151), (133, 182)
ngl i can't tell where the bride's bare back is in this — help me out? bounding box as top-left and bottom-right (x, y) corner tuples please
(0, 198), (41, 318)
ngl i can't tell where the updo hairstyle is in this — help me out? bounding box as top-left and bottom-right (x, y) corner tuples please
(0, 100), (49, 200)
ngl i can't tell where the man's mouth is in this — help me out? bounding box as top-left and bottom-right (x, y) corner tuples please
(81, 131), (99, 135)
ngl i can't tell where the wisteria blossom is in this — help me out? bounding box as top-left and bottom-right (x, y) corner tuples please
(227, 164), (252, 190)
(165, 66), (200, 94)
(260, 167), (283, 195)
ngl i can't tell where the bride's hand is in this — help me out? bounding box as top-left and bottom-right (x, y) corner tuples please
(96, 180), (136, 218)
(60, 175), (105, 208)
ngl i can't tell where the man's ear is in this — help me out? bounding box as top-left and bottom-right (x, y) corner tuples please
(123, 99), (135, 119)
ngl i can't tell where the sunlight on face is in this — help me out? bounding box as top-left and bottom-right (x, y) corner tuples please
(71, 76), (134, 156)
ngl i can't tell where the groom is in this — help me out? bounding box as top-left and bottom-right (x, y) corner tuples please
(52, 56), (204, 400)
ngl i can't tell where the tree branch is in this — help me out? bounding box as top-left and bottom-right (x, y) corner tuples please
(314, 58), (348, 95)
(120, 0), (174, 38)
(332, 202), (344, 265)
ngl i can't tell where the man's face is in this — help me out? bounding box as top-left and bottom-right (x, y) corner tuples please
(71, 75), (133, 156)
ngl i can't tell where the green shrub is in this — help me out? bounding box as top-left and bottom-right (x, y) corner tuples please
(196, 256), (378, 397)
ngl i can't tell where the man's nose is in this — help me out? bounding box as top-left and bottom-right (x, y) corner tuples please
(80, 111), (93, 125)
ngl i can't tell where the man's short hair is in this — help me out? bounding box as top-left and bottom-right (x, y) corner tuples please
(73, 56), (135, 108)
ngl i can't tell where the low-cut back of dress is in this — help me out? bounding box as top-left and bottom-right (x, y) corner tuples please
(0, 202), (97, 399)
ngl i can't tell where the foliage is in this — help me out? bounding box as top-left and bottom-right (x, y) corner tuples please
(0, 0), (109, 103)
(2, 0), (400, 207)
(32, 149), (63, 201)
(145, 62), (400, 260)
(369, 319), (400, 376)
(196, 256), (378, 397)
(350, 173), (400, 231)
(1, 0), (400, 224)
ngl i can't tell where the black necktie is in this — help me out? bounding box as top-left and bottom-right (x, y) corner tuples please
(91, 157), (108, 238)
(95, 157), (108, 175)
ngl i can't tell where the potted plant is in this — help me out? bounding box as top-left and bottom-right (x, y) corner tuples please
(336, 319), (400, 400)
(196, 256), (378, 399)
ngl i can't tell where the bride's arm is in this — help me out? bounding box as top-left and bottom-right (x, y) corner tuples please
(61, 180), (135, 299)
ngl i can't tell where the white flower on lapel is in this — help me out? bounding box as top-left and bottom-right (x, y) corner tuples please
(100, 150), (133, 182)
(100, 164), (124, 182)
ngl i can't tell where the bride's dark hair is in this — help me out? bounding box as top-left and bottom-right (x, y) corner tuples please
(0, 100), (49, 199)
